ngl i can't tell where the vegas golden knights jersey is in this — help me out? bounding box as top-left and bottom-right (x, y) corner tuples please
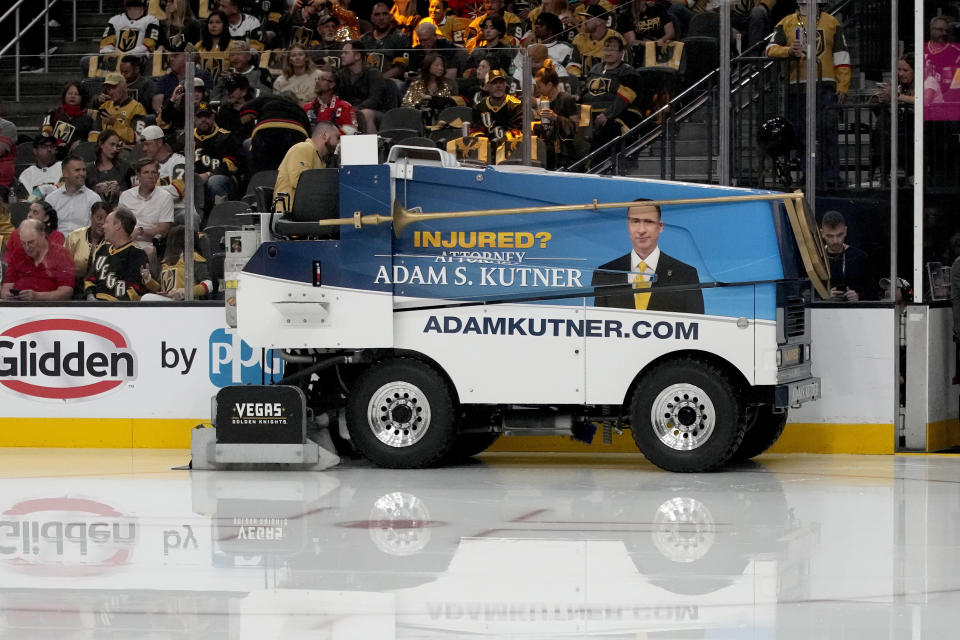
(100, 13), (160, 53)
(84, 243), (148, 301)
(569, 29), (626, 76)
(472, 95), (523, 145)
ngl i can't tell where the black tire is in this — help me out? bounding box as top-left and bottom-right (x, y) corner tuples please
(347, 358), (458, 468)
(445, 433), (501, 462)
(629, 358), (745, 472)
(732, 406), (788, 461)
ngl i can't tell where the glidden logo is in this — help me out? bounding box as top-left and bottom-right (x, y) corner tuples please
(0, 317), (137, 401)
(0, 497), (137, 577)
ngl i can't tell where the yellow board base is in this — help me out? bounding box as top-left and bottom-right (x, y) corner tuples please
(0, 419), (897, 454)
(0, 418), (197, 449)
(926, 419), (960, 452)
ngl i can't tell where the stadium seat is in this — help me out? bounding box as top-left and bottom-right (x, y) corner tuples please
(208, 251), (226, 299)
(9, 202), (31, 228)
(688, 12), (720, 38)
(15, 142), (33, 167)
(436, 106), (473, 126)
(255, 186), (274, 213)
(206, 200), (255, 227)
(202, 226), (240, 255)
(682, 36), (720, 89)
(245, 169), (278, 199)
(273, 168), (340, 239)
(378, 107), (424, 146)
(396, 136), (437, 148)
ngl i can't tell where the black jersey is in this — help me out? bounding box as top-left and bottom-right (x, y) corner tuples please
(360, 29), (413, 73)
(472, 95), (523, 145)
(194, 128), (242, 177)
(84, 242), (148, 301)
(580, 62), (637, 118)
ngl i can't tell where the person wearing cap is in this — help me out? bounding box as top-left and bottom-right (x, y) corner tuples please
(157, 76), (211, 140)
(99, 0), (161, 56)
(818, 210), (873, 302)
(766, 0), (849, 189)
(280, 0), (331, 49)
(194, 102), (244, 209)
(96, 73), (148, 145)
(273, 121), (340, 212)
(304, 68), (360, 135)
(471, 68), (522, 146)
(44, 155), (103, 235)
(215, 72), (258, 137)
(569, 4), (626, 77)
(17, 134), (63, 202)
(308, 14), (345, 67)
(138, 125), (194, 225)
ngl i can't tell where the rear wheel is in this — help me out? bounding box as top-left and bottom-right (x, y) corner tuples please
(733, 406), (787, 461)
(630, 359), (744, 472)
(347, 359), (457, 468)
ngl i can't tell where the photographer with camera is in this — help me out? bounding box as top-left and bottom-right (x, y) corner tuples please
(819, 210), (874, 302)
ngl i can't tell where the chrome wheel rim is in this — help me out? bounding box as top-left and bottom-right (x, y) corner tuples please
(651, 496), (716, 563)
(368, 381), (431, 447)
(650, 383), (716, 451)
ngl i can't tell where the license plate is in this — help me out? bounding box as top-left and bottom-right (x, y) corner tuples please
(789, 379), (820, 404)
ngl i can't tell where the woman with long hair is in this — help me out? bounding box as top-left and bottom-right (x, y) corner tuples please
(195, 10), (233, 78)
(534, 59), (580, 169)
(85, 128), (132, 206)
(3, 201), (65, 262)
(40, 82), (96, 159)
(273, 46), (322, 103)
(159, 0), (201, 51)
(402, 53), (460, 117)
(873, 53), (916, 183)
(140, 224), (213, 301)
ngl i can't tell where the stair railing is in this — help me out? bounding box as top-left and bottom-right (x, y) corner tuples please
(0, 0), (72, 101)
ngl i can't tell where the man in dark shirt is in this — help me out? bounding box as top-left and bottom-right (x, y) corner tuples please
(361, 3), (413, 80)
(338, 39), (395, 133)
(819, 210), (874, 302)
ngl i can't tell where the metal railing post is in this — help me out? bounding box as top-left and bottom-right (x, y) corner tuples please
(15, 7), (20, 101)
(44, 0), (50, 73)
(73, 0), (77, 42)
(520, 48), (531, 166)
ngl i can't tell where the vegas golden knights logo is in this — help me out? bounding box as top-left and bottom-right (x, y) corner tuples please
(54, 121), (77, 144)
(118, 29), (139, 52)
(291, 26), (313, 48)
(367, 52), (386, 71)
(587, 76), (612, 96)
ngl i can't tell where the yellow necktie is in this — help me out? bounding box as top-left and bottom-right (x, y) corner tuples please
(633, 260), (651, 310)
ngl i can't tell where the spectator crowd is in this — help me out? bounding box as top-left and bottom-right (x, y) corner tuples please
(0, 0), (827, 302)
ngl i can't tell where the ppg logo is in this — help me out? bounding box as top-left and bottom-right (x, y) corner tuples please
(208, 329), (284, 387)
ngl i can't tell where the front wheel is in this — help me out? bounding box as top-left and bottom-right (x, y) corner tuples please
(630, 359), (745, 472)
(732, 406), (788, 461)
(347, 359), (458, 468)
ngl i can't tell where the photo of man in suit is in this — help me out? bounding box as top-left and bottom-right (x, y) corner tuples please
(591, 199), (705, 314)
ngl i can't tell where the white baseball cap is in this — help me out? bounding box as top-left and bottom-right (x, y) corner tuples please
(140, 125), (165, 141)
